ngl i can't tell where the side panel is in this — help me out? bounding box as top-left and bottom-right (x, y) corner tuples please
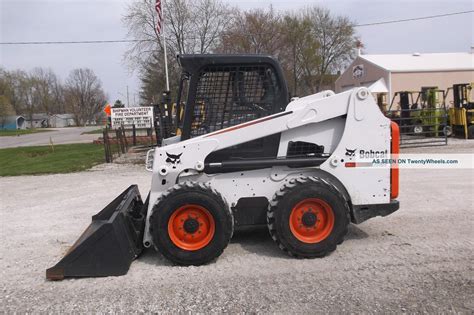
(320, 89), (392, 205)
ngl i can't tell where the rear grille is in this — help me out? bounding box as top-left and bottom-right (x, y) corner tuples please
(287, 141), (324, 157)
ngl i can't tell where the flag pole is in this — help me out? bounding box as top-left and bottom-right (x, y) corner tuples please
(161, 0), (170, 92)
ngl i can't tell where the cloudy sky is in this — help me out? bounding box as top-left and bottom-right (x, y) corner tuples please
(1, 0), (473, 105)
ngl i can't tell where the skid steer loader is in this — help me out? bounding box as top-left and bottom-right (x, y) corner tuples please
(47, 54), (400, 280)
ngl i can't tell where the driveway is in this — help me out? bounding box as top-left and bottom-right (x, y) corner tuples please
(0, 127), (100, 148)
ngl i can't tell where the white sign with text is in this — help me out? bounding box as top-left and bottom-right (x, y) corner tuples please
(111, 107), (154, 129)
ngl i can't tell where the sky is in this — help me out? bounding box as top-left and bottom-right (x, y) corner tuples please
(1, 0), (473, 106)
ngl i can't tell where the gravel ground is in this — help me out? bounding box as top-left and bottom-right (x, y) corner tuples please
(0, 126), (99, 148)
(1, 142), (473, 313)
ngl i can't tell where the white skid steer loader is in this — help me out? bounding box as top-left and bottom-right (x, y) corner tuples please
(47, 55), (399, 280)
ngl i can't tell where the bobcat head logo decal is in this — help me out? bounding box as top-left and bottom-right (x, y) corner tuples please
(166, 152), (182, 168)
(345, 148), (357, 157)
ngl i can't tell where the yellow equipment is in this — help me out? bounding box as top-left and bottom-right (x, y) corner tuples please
(445, 83), (474, 139)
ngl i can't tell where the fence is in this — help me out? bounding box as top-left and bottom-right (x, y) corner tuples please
(102, 125), (156, 163)
(384, 107), (448, 148)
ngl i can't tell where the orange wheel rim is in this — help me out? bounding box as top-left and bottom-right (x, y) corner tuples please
(289, 198), (334, 244)
(168, 204), (215, 251)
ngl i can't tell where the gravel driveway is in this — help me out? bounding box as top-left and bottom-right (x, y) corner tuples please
(0, 126), (99, 148)
(1, 144), (473, 313)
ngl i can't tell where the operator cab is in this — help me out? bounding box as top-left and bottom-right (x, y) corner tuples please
(175, 54), (290, 163)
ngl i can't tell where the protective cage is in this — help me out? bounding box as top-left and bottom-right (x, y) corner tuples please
(190, 64), (281, 138)
(46, 185), (148, 280)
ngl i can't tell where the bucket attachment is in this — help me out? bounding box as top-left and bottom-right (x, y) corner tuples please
(46, 185), (148, 280)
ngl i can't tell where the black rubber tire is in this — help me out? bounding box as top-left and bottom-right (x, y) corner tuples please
(468, 125), (474, 139)
(149, 182), (233, 265)
(412, 123), (424, 135)
(267, 177), (350, 258)
(442, 125), (453, 137)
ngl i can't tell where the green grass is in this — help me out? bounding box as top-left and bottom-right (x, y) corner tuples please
(0, 143), (105, 176)
(0, 129), (52, 137)
(81, 128), (104, 135)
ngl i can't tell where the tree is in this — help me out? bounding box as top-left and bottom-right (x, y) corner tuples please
(1, 70), (31, 119)
(64, 68), (106, 126)
(0, 68), (67, 122)
(219, 7), (356, 94)
(278, 14), (317, 96)
(30, 68), (63, 115)
(0, 95), (15, 128)
(123, 0), (233, 103)
(125, 3), (357, 101)
(218, 7), (283, 55)
(113, 100), (125, 108)
(305, 7), (356, 91)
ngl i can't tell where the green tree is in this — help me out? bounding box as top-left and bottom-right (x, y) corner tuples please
(0, 95), (15, 128)
(113, 100), (125, 108)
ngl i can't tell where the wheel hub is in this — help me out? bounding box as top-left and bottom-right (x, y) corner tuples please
(301, 211), (317, 227)
(168, 204), (215, 251)
(183, 218), (199, 234)
(289, 198), (335, 244)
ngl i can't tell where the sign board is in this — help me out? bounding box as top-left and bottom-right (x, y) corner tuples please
(352, 64), (364, 79)
(111, 107), (154, 129)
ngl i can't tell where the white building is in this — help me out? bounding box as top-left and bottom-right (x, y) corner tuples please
(49, 114), (76, 128)
(335, 51), (474, 110)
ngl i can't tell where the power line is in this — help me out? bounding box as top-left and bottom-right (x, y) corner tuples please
(0, 39), (143, 45)
(0, 10), (472, 45)
(355, 10), (473, 27)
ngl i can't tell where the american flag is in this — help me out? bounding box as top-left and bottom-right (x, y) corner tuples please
(155, 0), (163, 34)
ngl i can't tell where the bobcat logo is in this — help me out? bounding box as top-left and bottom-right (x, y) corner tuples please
(166, 152), (182, 167)
(345, 148), (357, 157)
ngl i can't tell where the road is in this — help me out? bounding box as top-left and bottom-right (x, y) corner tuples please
(0, 127), (100, 148)
(0, 143), (473, 313)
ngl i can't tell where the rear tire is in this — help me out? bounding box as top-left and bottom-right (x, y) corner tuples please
(149, 182), (233, 265)
(468, 125), (474, 139)
(267, 177), (350, 258)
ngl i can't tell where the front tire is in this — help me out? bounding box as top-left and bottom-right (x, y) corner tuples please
(149, 182), (233, 265)
(267, 177), (350, 258)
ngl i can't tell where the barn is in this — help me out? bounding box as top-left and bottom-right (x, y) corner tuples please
(335, 51), (474, 110)
(49, 114), (76, 128)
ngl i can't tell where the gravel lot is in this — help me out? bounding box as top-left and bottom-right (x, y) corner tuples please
(1, 141), (473, 313)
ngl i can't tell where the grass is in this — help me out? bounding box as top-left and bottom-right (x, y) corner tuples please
(0, 143), (105, 176)
(0, 129), (52, 137)
(81, 128), (104, 135)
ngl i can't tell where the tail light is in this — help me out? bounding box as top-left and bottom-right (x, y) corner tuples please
(390, 122), (400, 199)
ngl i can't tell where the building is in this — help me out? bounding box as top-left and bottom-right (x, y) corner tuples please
(335, 51), (474, 110)
(0, 115), (26, 130)
(49, 114), (76, 128)
(25, 113), (49, 128)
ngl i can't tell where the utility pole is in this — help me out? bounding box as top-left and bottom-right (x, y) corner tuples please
(126, 85), (130, 107)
